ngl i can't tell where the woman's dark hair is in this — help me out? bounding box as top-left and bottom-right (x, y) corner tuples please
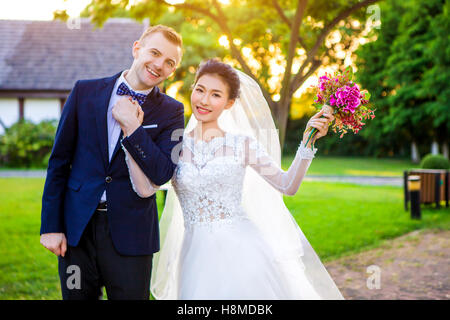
(193, 59), (240, 100)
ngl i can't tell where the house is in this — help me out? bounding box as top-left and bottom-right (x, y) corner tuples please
(0, 18), (147, 134)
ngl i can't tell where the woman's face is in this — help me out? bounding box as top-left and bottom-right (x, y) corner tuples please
(190, 73), (234, 123)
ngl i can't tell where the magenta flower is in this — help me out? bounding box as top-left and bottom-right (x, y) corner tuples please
(334, 85), (361, 114)
(329, 95), (336, 106)
(306, 69), (375, 149)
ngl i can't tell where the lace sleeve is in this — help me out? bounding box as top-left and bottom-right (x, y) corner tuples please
(121, 140), (160, 198)
(245, 136), (317, 196)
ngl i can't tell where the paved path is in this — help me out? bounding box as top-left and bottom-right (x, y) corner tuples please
(324, 229), (450, 299)
(0, 170), (47, 178)
(0, 170), (403, 186)
(305, 175), (403, 187)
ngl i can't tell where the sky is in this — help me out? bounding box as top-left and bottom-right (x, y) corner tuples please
(0, 0), (91, 20)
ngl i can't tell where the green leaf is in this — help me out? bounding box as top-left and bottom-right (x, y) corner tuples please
(344, 66), (354, 81)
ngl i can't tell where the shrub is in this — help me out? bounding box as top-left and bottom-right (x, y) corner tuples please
(0, 120), (57, 168)
(420, 153), (450, 169)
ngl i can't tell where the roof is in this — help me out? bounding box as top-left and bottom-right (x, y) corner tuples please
(0, 18), (146, 91)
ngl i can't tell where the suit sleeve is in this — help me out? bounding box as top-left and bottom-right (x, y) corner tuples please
(40, 81), (79, 234)
(121, 101), (185, 186)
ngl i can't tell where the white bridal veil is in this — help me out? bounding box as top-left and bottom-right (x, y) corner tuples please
(150, 70), (344, 300)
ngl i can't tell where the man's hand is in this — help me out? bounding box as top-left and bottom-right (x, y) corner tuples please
(112, 97), (142, 136)
(40, 233), (67, 257)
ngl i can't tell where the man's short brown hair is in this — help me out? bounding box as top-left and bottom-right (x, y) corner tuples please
(139, 24), (183, 49)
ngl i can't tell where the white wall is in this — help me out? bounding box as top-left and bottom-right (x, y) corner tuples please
(0, 98), (19, 134)
(24, 98), (60, 123)
(0, 98), (61, 135)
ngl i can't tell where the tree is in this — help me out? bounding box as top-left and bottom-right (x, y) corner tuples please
(421, 0), (450, 158)
(386, 0), (448, 160)
(59, 0), (380, 149)
(355, 0), (407, 158)
(355, 0), (449, 161)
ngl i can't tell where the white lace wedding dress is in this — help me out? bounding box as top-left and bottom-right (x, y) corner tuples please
(122, 131), (343, 299)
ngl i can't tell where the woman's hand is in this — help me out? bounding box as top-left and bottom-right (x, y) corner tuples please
(303, 107), (335, 147)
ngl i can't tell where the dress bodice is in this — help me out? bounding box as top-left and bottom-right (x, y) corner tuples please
(172, 133), (249, 230)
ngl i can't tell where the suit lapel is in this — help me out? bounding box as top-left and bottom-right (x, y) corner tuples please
(95, 72), (122, 170)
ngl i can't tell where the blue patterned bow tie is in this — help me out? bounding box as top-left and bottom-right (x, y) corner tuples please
(116, 82), (148, 106)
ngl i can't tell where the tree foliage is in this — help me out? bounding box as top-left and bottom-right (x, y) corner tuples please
(355, 0), (449, 158)
(59, 0), (380, 149)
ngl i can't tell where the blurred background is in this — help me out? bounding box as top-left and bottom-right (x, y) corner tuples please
(0, 0), (448, 300)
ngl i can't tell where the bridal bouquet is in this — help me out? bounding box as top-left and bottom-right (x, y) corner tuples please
(305, 66), (376, 149)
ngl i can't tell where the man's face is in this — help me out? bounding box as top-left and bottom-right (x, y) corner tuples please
(131, 32), (182, 89)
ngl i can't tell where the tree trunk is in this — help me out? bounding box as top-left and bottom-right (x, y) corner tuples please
(411, 141), (420, 163)
(275, 100), (290, 152)
(431, 140), (439, 155)
(442, 142), (449, 159)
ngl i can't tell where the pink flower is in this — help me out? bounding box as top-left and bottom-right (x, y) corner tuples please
(312, 71), (374, 139)
(334, 85), (361, 114)
(329, 95), (336, 106)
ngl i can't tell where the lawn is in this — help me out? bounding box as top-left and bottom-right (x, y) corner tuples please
(282, 155), (417, 176)
(0, 178), (448, 299)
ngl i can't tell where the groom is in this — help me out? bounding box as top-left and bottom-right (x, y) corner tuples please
(40, 25), (185, 299)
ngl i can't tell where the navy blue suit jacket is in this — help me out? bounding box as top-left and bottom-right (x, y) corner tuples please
(40, 71), (185, 255)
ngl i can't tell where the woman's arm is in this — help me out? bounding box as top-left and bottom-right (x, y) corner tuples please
(122, 143), (160, 198)
(245, 137), (317, 196)
(246, 108), (333, 196)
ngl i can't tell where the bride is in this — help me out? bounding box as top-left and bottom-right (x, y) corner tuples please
(121, 59), (344, 300)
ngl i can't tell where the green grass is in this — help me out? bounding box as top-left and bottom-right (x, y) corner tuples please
(282, 155), (417, 176)
(0, 167), (46, 171)
(0, 178), (448, 299)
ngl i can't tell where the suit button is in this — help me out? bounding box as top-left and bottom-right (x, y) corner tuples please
(105, 176), (112, 183)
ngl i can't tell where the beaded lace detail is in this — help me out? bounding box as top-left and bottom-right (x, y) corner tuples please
(172, 133), (247, 230)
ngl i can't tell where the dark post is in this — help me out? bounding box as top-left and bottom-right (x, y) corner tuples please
(403, 170), (409, 211)
(435, 172), (441, 209)
(445, 171), (449, 208)
(59, 97), (66, 114)
(408, 175), (421, 220)
(18, 97), (24, 122)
